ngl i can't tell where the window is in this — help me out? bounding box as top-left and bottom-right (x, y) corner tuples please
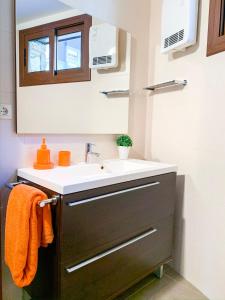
(28, 37), (50, 72)
(19, 14), (92, 86)
(56, 31), (82, 71)
(207, 0), (225, 56)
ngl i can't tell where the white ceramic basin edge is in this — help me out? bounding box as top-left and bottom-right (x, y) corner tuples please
(17, 159), (177, 194)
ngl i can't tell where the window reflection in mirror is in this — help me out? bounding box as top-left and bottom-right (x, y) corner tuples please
(56, 31), (82, 71)
(19, 15), (91, 86)
(28, 37), (50, 73)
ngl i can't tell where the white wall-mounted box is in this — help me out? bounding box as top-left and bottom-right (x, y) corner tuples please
(89, 23), (119, 69)
(161, 0), (199, 54)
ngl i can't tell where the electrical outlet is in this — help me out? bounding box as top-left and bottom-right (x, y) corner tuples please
(0, 104), (12, 119)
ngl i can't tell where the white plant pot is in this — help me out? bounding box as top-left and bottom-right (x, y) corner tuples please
(118, 146), (130, 160)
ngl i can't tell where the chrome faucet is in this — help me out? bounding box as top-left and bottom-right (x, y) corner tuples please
(85, 143), (100, 163)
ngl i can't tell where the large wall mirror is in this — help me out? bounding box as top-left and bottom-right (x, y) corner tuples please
(16, 0), (131, 134)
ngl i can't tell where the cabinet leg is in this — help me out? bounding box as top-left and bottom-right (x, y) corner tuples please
(153, 265), (164, 279)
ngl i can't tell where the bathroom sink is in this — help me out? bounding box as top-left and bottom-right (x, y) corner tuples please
(48, 163), (110, 178)
(103, 159), (160, 173)
(17, 159), (177, 194)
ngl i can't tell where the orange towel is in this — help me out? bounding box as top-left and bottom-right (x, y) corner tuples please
(5, 184), (54, 288)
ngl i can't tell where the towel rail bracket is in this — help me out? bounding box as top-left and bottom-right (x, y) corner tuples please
(39, 196), (60, 208)
(6, 181), (60, 208)
(6, 180), (29, 190)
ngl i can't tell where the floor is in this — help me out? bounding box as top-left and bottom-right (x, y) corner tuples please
(3, 263), (209, 300)
(117, 265), (208, 300)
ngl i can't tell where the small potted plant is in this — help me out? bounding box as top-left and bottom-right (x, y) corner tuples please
(116, 135), (133, 160)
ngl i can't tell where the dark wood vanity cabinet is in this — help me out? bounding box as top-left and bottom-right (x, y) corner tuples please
(22, 172), (176, 300)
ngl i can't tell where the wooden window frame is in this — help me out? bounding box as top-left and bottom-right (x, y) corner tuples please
(19, 14), (92, 86)
(207, 0), (225, 56)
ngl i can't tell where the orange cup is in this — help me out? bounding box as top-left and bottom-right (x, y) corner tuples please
(58, 151), (71, 167)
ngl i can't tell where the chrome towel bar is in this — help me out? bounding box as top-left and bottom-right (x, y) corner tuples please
(6, 181), (60, 208)
(38, 195), (60, 208)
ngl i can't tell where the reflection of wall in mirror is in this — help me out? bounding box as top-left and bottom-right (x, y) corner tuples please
(16, 9), (131, 134)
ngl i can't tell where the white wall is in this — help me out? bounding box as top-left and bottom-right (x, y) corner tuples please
(17, 10), (131, 134)
(147, 1), (225, 299)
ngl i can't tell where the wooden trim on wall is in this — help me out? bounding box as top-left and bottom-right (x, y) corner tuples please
(19, 29), (55, 86)
(207, 0), (225, 56)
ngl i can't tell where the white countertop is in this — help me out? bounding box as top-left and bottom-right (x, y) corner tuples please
(17, 159), (177, 195)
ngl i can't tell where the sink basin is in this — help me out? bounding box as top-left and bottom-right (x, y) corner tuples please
(47, 163), (110, 180)
(17, 159), (177, 194)
(103, 159), (159, 173)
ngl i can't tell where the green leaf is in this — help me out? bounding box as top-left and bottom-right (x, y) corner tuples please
(116, 135), (133, 147)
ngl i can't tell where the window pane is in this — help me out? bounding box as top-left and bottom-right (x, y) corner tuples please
(56, 32), (82, 71)
(28, 37), (50, 73)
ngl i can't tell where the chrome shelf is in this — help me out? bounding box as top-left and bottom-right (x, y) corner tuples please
(100, 90), (130, 96)
(144, 80), (187, 91)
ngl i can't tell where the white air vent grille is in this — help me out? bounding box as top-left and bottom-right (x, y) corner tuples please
(93, 55), (112, 66)
(164, 29), (185, 49)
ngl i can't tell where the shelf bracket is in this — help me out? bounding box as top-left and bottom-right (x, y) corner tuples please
(144, 80), (187, 91)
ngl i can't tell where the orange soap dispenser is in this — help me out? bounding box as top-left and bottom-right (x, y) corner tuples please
(33, 138), (54, 170)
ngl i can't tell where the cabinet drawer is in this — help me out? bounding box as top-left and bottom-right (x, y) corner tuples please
(60, 216), (173, 300)
(61, 173), (176, 266)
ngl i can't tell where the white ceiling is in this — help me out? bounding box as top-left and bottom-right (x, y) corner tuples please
(16, 0), (72, 23)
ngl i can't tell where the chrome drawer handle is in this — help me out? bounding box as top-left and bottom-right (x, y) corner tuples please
(67, 181), (160, 207)
(65, 227), (158, 274)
